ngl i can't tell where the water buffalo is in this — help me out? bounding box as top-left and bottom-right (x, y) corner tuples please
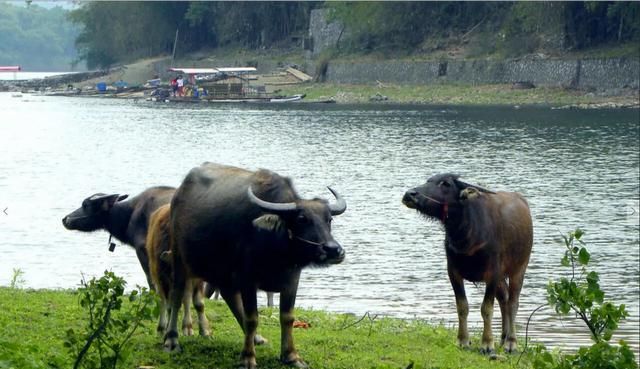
(62, 186), (176, 289)
(402, 174), (532, 354)
(146, 204), (210, 337)
(164, 163), (346, 369)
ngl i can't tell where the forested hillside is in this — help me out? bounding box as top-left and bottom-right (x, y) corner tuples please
(2, 2), (638, 71)
(68, 1), (639, 69)
(69, 2), (317, 69)
(0, 2), (80, 71)
(327, 2), (640, 57)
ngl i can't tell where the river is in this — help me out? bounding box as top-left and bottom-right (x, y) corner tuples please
(0, 71), (75, 81)
(0, 93), (638, 356)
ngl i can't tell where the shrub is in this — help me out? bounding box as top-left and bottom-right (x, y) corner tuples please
(532, 229), (637, 369)
(65, 271), (156, 369)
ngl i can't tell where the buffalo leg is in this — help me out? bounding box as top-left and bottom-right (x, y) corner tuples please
(136, 246), (154, 290)
(181, 279), (194, 336)
(193, 281), (211, 336)
(240, 288), (259, 369)
(267, 292), (275, 307)
(219, 287), (267, 345)
(157, 298), (169, 335)
(163, 252), (186, 352)
(279, 279), (308, 368)
(448, 267), (470, 348)
(480, 279), (498, 355)
(496, 280), (510, 347)
(505, 270), (526, 353)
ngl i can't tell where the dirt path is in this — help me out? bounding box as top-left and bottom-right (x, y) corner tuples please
(79, 56), (170, 87)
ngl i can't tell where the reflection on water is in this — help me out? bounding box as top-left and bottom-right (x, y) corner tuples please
(0, 93), (638, 355)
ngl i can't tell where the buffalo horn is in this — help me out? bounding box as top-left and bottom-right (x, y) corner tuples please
(327, 186), (347, 215)
(89, 193), (125, 202)
(454, 179), (496, 194)
(247, 187), (297, 213)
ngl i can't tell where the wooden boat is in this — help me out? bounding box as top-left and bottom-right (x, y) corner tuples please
(269, 94), (305, 103)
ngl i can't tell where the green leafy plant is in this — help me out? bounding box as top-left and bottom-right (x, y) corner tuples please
(9, 268), (25, 289)
(532, 228), (637, 369)
(65, 271), (156, 369)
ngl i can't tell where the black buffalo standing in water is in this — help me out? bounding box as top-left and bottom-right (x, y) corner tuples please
(164, 163), (346, 369)
(403, 174), (532, 354)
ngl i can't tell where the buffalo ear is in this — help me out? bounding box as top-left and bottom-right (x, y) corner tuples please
(453, 178), (471, 191)
(252, 214), (286, 233)
(459, 187), (481, 201)
(454, 179), (495, 194)
(97, 194), (123, 211)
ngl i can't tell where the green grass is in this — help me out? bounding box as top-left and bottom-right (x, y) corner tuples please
(0, 287), (533, 369)
(563, 42), (640, 59)
(280, 82), (639, 107)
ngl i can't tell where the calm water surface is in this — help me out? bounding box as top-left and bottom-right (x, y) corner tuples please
(1, 93), (638, 355)
(0, 71), (74, 81)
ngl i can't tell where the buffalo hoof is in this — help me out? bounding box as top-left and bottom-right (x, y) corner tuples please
(238, 356), (257, 369)
(503, 340), (518, 354)
(457, 338), (471, 349)
(480, 346), (496, 356)
(163, 331), (181, 352)
(282, 358), (308, 369)
(289, 360), (309, 369)
(200, 327), (212, 337)
(254, 334), (268, 345)
(163, 339), (181, 353)
(183, 325), (194, 336)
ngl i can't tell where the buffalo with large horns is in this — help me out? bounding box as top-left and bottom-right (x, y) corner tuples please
(402, 173), (533, 354)
(164, 163), (346, 369)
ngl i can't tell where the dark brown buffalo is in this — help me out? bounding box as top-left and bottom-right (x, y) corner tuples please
(164, 163), (346, 369)
(62, 186), (175, 288)
(402, 173), (532, 354)
(146, 204), (210, 337)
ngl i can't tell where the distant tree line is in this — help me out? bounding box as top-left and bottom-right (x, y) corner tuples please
(327, 2), (640, 57)
(65, 1), (640, 69)
(0, 3), (80, 71)
(69, 2), (318, 69)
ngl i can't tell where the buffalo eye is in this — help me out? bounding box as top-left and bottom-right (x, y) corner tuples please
(438, 180), (451, 188)
(296, 214), (308, 224)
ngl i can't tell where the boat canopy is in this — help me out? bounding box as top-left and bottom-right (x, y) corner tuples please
(216, 67), (257, 73)
(0, 66), (21, 72)
(168, 67), (256, 75)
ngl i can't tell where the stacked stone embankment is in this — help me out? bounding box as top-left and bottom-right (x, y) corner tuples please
(323, 57), (639, 91)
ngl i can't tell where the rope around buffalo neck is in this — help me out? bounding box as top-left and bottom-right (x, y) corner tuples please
(293, 236), (324, 246)
(414, 192), (449, 222)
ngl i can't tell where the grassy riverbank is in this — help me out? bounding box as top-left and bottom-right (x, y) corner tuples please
(0, 287), (532, 369)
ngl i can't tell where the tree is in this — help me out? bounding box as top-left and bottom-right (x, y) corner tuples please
(0, 3), (80, 71)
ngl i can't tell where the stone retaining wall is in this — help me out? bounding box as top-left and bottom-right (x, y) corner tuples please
(323, 57), (639, 90)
